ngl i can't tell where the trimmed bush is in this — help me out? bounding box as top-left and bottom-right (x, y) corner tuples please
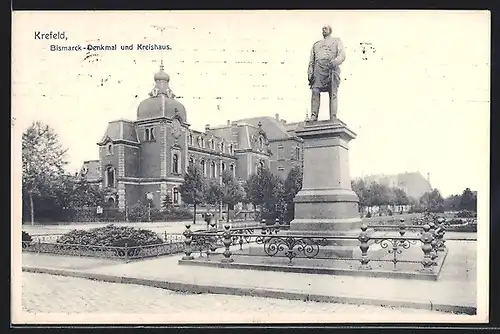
(56, 224), (164, 247)
(128, 202), (150, 222)
(22, 231), (32, 242)
(151, 207), (194, 222)
(455, 210), (477, 218)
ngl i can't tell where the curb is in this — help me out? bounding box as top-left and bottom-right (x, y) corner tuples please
(22, 266), (476, 315)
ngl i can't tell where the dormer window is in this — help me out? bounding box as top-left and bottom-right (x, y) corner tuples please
(107, 143), (114, 155)
(145, 127), (155, 142)
(210, 139), (215, 150)
(229, 144), (234, 155)
(220, 142), (225, 153)
(258, 137), (264, 149)
(201, 137), (205, 148)
(188, 134), (193, 146)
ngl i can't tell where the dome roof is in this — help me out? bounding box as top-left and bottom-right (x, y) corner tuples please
(136, 64), (187, 122)
(137, 95), (187, 122)
(154, 70), (170, 82)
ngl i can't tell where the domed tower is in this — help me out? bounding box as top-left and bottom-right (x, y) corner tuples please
(131, 62), (190, 209)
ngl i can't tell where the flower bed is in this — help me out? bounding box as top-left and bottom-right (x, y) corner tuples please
(22, 225), (186, 261)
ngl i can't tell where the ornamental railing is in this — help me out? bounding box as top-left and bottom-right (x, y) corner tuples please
(181, 217), (467, 274)
(22, 237), (186, 262)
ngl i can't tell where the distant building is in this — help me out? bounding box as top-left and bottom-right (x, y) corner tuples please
(79, 65), (273, 210)
(361, 172), (433, 199)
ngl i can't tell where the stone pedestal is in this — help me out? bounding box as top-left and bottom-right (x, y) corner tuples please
(286, 119), (363, 257)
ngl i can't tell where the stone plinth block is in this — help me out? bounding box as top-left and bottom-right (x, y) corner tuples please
(290, 119), (361, 234)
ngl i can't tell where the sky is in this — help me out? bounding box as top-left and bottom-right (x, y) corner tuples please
(12, 10), (490, 197)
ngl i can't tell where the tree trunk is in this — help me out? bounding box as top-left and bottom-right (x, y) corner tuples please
(227, 204), (230, 223)
(193, 202), (197, 225)
(29, 192), (35, 226)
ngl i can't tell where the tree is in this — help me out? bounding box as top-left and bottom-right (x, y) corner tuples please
(244, 165), (284, 221)
(204, 178), (223, 214)
(162, 193), (172, 211)
(419, 188), (445, 213)
(221, 170), (246, 222)
(283, 166), (303, 223)
(459, 188), (477, 212)
(22, 121), (68, 225)
(443, 194), (461, 212)
(179, 164), (206, 225)
(391, 187), (409, 213)
(352, 179), (370, 214)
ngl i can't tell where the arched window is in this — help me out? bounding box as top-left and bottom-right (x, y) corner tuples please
(221, 162), (226, 172)
(210, 161), (216, 178)
(145, 128), (150, 141)
(107, 143), (113, 155)
(172, 154), (179, 174)
(189, 157), (194, 165)
(259, 160), (265, 169)
(259, 137), (264, 149)
(106, 166), (115, 188)
(230, 163), (235, 176)
(189, 134), (193, 145)
(220, 142), (225, 153)
(173, 187), (180, 204)
(200, 160), (206, 176)
(107, 197), (115, 207)
(201, 138), (205, 148)
(210, 139), (215, 150)
(229, 144), (234, 154)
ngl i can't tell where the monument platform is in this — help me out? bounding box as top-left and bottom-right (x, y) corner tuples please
(286, 118), (364, 258)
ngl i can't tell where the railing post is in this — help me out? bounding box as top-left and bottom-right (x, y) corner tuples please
(221, 224), (234, 263)
(429, 222), (438, 265)
(419, 224), (434, 273)
(358, 224), (371, 270)
(182, 223), (194, 260)
(436, 217), (446, 251)
(398, 218), (406, 237)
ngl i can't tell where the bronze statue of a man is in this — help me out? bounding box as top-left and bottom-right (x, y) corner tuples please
(308, 25), (346, 121)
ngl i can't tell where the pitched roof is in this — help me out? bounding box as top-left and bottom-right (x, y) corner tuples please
(98, 119), (139, 145)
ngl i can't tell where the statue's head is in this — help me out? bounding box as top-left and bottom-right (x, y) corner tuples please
(322, 25), (332, 38)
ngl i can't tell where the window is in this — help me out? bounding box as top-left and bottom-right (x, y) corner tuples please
(229, 144), (234, 154)
(173, 188), (180, 204)
(295, 147), (300, 161)
(197, 136), (202, 147)
(172, 153), (179, 174)
(210, 139), (215, 150)
(189, 157), (194, 165)
(107, 197), (115, 206)
(230, 163), (235, 176)
(200, 160), (206, 176)
(107, 143), (113, 155)
(189, 134), (193, 145)
(259, 160), (265, 169)
(278, 166), (285, 172)
(221, 162), (226, 172)
(210, 161), (216, 178)
(277, 144), (284, 161)
(201, 138), (205, 148)
(259, 137), (264, 149)
(106, 166), (115, 188)
(220, 142), (225, 153)
(144, 127), (155, 141)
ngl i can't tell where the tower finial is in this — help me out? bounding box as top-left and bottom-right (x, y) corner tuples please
(160, 59), (164, 71)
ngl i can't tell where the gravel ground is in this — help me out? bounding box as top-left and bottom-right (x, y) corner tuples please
(22, 272), (464, 321)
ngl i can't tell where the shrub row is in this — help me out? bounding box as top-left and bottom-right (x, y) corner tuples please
(56, 225), (164, 247)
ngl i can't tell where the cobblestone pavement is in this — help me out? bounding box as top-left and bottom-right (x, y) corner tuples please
(22, 272), (463, 320)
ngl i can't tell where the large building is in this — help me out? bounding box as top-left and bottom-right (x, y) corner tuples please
(360, 172), (433, 199)
(79, 65), (303, 210)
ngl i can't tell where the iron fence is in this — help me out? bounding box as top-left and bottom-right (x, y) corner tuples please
(22, 237), (186, 262)
(180, 217), (458, 274)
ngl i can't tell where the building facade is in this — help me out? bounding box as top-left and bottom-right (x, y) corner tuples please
(80, 65), (282, 210)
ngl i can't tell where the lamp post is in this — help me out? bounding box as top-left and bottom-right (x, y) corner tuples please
(146, 192), (154, 222)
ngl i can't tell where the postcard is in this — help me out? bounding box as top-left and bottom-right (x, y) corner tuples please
(12, 10), (490, 325)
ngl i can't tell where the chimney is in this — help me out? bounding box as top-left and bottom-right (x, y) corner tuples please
(227, 120), (230, 126)
(231, 121), (238, 126)
(205, 124), (210, 131)
(275, 113), (279, 121)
